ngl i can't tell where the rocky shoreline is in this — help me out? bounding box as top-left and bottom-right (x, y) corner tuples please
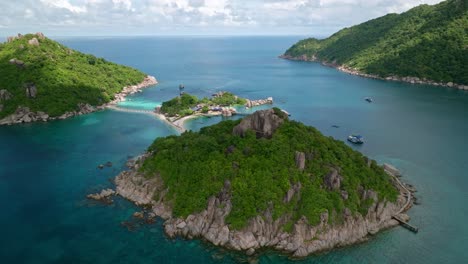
(279, 54), (468, 91)
(104, 152), (414, 258)
(0, 75), (157, 126)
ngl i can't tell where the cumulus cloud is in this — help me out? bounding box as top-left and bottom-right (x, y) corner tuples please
(0, 0), (445, 36)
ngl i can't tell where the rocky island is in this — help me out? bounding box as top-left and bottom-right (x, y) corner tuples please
(0, 33), (157, 125)
(281, 0), (467, 90)
(154, 91), (273, 132)
(103, 108), (414, 258)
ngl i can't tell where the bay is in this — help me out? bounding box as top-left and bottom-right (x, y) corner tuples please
(0, 36), (467, 263)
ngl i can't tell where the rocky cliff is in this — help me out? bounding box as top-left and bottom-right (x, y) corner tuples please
(114, 153), (409, 257)
(109, 109), (413, 257)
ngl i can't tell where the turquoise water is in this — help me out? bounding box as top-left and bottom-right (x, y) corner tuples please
(1, 36), (467, 263)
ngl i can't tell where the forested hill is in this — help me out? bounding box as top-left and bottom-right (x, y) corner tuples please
(283, 0), (467, 85)
(0, 33), (147, 118)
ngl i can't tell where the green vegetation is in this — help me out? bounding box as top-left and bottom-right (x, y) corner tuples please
(0, 34), (147, 118)
(211, 92), (247, 106)
(160, 93), (199, 117)
(160, 92), (246, 117)
(284, 0), (468, 84)
(140, 113), (399, 230)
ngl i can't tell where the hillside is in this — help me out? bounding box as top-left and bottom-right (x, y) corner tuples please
(283, 0), (467, 86)
(0, 33), (150, 120)
(113, 109), (409, 257)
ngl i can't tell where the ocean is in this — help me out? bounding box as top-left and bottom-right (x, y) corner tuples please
(0, 36), (467, 263)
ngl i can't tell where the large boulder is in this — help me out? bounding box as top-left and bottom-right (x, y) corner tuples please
(233, 109), (285, 138)
(36, 32), (45, 40)
(28, 37), (39, 46)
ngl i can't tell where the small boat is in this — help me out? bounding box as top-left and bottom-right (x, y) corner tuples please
(348, 135), (364, 144)
(365, 97), (373, 103)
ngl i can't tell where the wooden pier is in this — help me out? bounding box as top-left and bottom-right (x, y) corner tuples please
(387, 165), (419, 233)
(392, 215), (419, 233)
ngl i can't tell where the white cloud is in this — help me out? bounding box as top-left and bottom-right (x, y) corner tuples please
(25, 8), (35, 19)
(40, 0), (87, 13)
(0, 0), (446, 36)
(112, 0), (132, 10)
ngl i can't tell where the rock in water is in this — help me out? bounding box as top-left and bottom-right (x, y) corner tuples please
(133, 212), (144, 219)
(87, 189), (116, 202)
(233, 108), (285, 138)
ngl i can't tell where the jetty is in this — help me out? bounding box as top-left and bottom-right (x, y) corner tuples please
(392, 215), (419, 233)
(385, 163), (419, 233)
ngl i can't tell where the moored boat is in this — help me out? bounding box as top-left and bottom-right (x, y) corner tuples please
(348, 134), (364, 144)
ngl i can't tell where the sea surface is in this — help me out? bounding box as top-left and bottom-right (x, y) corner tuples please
(1, 36), (467, 264)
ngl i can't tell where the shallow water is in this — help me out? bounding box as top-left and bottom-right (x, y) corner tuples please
(1, 36), (467, 263)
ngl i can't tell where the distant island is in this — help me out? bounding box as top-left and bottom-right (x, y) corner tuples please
(89, 108), (415, 257)
(281, 0), (467, 90)
(0, 33), (157, 125)
(153, 91), (273, 132)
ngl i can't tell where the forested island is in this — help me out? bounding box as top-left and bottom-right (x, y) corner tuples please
(154, 91), (273, 132)
(94, 108), (414, 257)
(281, 0), (467, 89)
(0, 33), (157, 125)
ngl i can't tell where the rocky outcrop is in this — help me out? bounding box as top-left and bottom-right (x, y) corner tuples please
(109, 75), (158, 104)
(113, 155), (411, 258)
(0, 75), (157, 126)
(0, 90), (12, 101)
(284, 182), (302, 203)
(295, 151), (306, 171)
(6, 33), (24, 43)
(87, 189), (115, 202)
(280, 54), (468, 91)
(0, 107), (49, 125)
(324, 167), (342, 191)
(25, 83), (37, 98)
(233, 109), (285, 138)
(221, 107), (236, 117)
(28, 37), (39, 46)
(36, 32), (45, 40)
(244, 97), (273, 108)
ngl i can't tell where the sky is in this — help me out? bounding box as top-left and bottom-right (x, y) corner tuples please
(0, 0), (445, 37)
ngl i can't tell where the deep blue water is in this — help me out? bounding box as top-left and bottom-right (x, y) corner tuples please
(1, 36), (468, 263)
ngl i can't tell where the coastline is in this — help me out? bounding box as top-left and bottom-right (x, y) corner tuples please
(107, 153), (414, 258)
(0, 75), (158, 126)
(279, 54), (468, 91)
